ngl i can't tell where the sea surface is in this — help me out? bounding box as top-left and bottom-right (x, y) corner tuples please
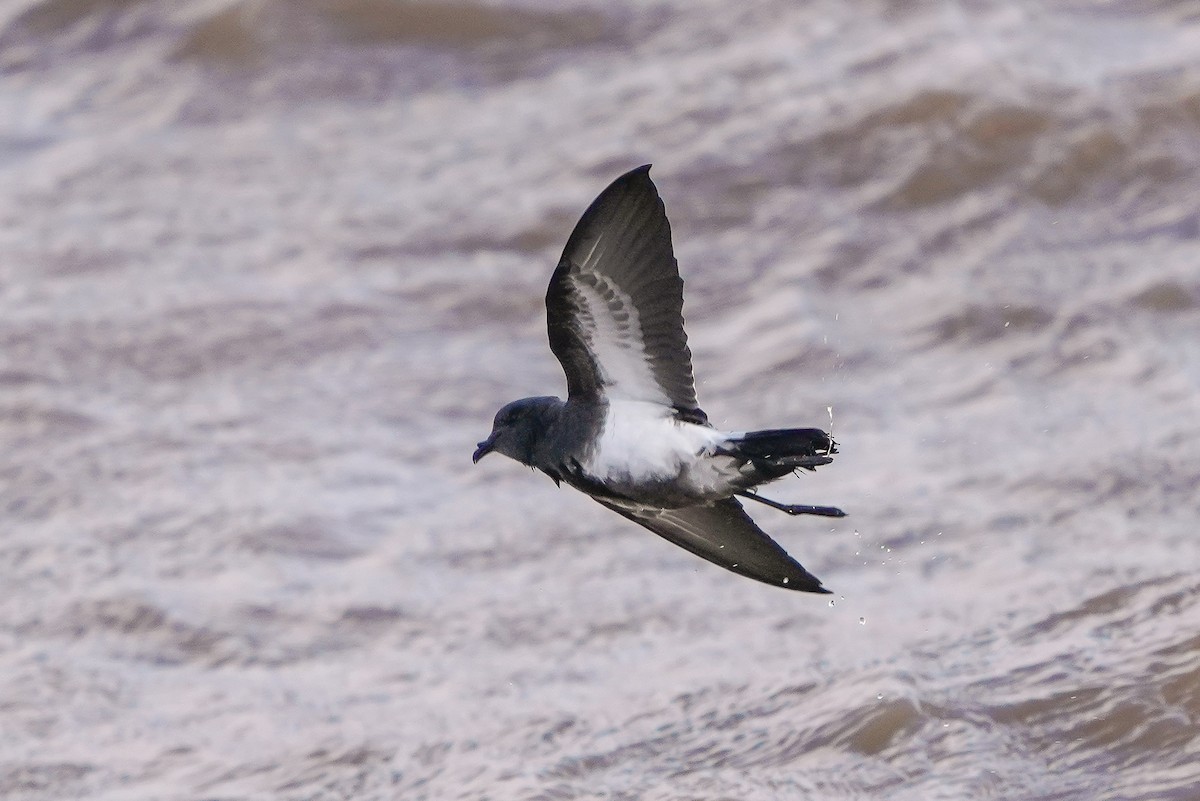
(2, 1), (1199, 799)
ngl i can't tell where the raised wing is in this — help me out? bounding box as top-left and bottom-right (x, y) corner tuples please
(597, 498), (830, 593)
(546, 165), (704, 420)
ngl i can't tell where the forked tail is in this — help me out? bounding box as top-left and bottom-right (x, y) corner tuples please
(725, 428), (837, 476)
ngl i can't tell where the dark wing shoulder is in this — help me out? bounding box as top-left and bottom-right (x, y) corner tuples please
(596, 498), (829, 593)
(546, 165), (704, 420)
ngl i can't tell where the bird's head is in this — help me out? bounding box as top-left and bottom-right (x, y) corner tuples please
(473, 396), (559, 466)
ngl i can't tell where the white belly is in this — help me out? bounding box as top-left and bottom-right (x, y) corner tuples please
(582, 400), (732, 488)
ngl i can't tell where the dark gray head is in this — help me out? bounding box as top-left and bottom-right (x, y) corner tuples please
(473, 396), (561, 466)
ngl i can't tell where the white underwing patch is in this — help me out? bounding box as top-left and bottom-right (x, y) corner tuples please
(573, 273), (673, 406)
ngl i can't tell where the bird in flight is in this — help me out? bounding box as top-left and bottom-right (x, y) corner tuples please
(473, 165), (844, 593)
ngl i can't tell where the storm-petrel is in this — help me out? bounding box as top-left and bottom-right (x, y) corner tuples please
(473, 165), (844, 593)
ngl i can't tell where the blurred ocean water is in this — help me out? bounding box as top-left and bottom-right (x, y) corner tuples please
(1, 1), (1198, 798)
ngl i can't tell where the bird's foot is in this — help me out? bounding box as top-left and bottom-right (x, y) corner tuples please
(737, 491), (846, 518)
(777, 503), (846, 518)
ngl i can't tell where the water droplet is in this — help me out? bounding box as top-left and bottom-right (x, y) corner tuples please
(859, 617), (866, 625)
(876, 693), (883, 700)
(828, 599), (835, 607)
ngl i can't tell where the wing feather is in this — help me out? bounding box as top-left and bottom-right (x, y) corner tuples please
(546, 165), (703, 418)
(596, 498), (829, 593)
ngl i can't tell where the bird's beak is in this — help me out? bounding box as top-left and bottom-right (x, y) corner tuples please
(472, 432), (498, 464)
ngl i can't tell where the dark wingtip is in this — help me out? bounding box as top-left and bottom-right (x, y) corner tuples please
(559, 164), (665, 266)
(782, 575), (831, 594)
(778, 566), (831, 594)
(616, 163), (654, 186)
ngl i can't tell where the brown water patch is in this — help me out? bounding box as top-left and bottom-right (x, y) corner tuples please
(922, 303), (1055, 347)
(1031, 96), (1192, 207)
(875, 89), (973, 127)
(0, 0), (163, 61)
(883, 145), (1010, 208)
(1053, 312), (1123, 371)
(740, 84), (1200, 212)
(6, 0), (145, 36)
(318, 0), (615, 49)
(813, 92), (1024, 198)
(880, 101), (1054, 209)
(1031, 127), (1126, 205)
(171, 2), (262, 66)
(986, 685), (1106, 728)
(1017, 576), (1183, 643)
(833, 697), (925, 756)
(1160, 658), (1200, 715)
(19, 596), (237, 666)
(964, 105), (1053, 149)
(1134, 83), (1200, 135)
(175, 0), (620, 67)
(1129, 280), (1198, 313)
(1061, 694), (1194, 755)
(697, 91), (1061, 216)
(812, 238), (877, 290)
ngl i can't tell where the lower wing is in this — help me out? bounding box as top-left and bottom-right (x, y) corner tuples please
(596, 497), (829, 593)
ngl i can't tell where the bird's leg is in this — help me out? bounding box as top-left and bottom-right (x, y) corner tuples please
(737, 491), (846, 518)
